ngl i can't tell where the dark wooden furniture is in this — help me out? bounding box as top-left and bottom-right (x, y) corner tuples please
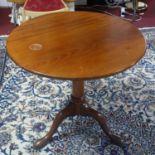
(87, 0), (106, 6)
(7, 11), (145, 149)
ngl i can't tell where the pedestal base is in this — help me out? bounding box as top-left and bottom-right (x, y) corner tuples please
(34, 96), (122, 149)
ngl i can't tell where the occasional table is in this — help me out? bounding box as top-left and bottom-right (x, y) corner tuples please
(6, 11), (145, 149)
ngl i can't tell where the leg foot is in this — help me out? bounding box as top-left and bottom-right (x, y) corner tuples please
(109, 134), (122, 146)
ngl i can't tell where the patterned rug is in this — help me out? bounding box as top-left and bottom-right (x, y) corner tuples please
(0, 36), (7, 85)
(0, 28), (155, 155)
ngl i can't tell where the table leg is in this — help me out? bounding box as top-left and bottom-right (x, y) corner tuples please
(33, 80), (84, 149)
(34, 80), (122, 149)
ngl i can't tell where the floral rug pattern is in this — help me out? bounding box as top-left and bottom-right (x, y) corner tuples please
(0, 28), (155, 155)
(0, 35), (7, 84)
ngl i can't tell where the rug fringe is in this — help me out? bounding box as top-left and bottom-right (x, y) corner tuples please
(139, 27), (155, 30)
(0, 35), (8, 38)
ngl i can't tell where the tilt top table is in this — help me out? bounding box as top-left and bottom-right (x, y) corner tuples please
(7, 11), (145, 149)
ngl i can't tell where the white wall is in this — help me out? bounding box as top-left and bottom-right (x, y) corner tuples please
(0, 0), (12, 7)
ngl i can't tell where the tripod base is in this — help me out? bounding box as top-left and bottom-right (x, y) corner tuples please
(34, 96), (122, 149)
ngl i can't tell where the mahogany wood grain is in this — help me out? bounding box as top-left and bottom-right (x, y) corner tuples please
(72, 80), (84, 98)
(6, 11), (145, 149)
(7, 11), (145, 80)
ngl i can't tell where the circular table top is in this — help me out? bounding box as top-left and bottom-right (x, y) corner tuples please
(7, 11), (146, 80)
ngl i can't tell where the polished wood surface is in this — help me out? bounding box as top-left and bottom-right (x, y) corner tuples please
(7, 11), (145, 80)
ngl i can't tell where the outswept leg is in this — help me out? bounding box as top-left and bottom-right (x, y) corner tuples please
(78, 104), (122, 146)
(33, 102), (77, 149)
